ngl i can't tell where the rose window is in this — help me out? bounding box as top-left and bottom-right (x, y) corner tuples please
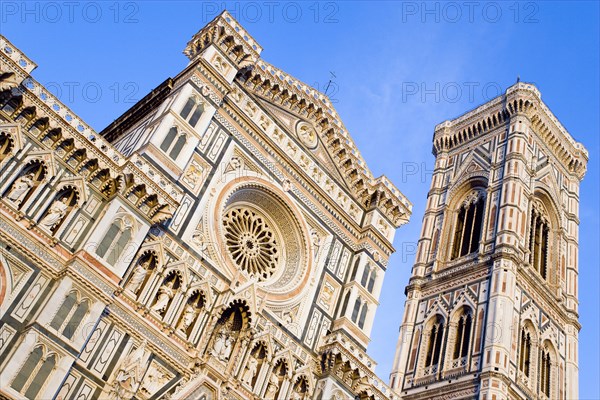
(223, 207), (279, 280)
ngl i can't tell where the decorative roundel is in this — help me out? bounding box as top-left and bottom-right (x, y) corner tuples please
(296, 121), (318, 149)
(223, 207), (279, 281)
(216, 182), (311, 301)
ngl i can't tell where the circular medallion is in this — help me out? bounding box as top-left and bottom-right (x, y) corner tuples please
(223, 207), (279, 281)
(296, 121), (318, 149)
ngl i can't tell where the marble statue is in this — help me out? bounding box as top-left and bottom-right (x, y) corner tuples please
(151, 279), (175, 314)
(241, 354), (258, 385)
(40, 197), (69, 230)
(6, 173), (34, 205)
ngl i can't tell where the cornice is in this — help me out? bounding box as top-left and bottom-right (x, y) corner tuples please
(0, 36), (183, 222)
(433, 82), (588, 180)
(319, 331), (401, 400)
(183, 10), (262, 67)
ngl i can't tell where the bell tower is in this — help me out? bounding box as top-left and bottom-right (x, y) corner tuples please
(390, 82), (587, 400)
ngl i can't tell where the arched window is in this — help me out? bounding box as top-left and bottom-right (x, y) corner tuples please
(451, 191), (485, 260)
(351, 298), (361, 323)
(64, 300), (89, 340)
(11, 347), (42, 393)
(96, 216), (135, 266)
(359, 263), (377, 293)
(350, 259), (360, 281)
(358, 303), (368, 329)
(50, 291), (89, 340)
(160, 127), (187, 160)
(529, 202), (550, 280)
(180, 97), (204, 128)
(50, 292), (77, 330)
(367, 270), (376, 293)
(425, 316), (444, 370)
(452, 308), (472, 360)
(170, 133), (186, 159)
(360, 264), (370, 286)
(11, 346), (56, 399)
(189, 106), (203, 127)
(519, 328), (532, 377)
(430, 229), (440, 261)
(160, 127), (177, 152)
(540, 344), (553, 397)
(180, 98), (195, 119)
(340, 291), (350, 317)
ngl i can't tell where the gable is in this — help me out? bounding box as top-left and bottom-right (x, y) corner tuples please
(255, 97), (347, 185)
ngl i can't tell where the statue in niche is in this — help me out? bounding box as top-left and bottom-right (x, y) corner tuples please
(291, 388), (304, 400)
(125, 258), (151, 294)
(177, 303), (199, 334)
(6, 173), (34, 205)
(291, 379), (308, 400)
(40, 197), (69, 230)
(264, 373), (280, 400)
(241, 354), (258, 385)
(211, 324), (234, 362)
(151, 278), (176, 314)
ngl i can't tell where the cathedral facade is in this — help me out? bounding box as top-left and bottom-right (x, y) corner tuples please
(0, 11), (412, 400)
(389, 83), (587, 399)
(0, 10), (587, 400)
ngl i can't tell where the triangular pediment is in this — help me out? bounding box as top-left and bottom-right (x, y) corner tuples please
(0, 122), (24, 153)
(451, 150), (490, 186)
(255, 97), (347, 185)
(535, 163), (562, 203)
(230, 280), (261, 316)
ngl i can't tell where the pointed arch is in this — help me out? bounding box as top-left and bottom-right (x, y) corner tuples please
(180, 96), (204, 128)
(420, 314), (445, 375)
(96, 214), (137, 266)
(451, 190), (486, 260)
(450, 305), (473, 363)
(38, 186), (79, 234)
(3, 159), (47, 209)
(358, 302), (368, 329)
(540, 339), (557, 398)
(49, 289), (90, 340)
(11, 344), (58, 398)
(518, 319), (538, 381)
(529, 189), (561, 283)
(206, 300), (251, 364)
(351, 297), (362, 323)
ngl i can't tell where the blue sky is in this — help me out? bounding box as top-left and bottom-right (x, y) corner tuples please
(2, 1), (598, 397)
